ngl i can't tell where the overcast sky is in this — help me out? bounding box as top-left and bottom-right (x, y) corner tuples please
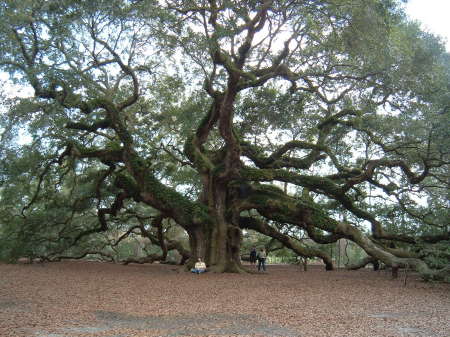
(404, 0), (450, 50)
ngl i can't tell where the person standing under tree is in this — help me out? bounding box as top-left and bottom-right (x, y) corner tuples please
(249, 246), (257, 265)
(257, 248), (267, 272)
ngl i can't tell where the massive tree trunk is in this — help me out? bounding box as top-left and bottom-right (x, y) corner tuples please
(188, 221), (243, 273)
(187, 178), (245, 273)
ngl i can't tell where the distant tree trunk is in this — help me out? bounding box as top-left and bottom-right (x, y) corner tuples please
(373, 260), (380, 271)
(337, 240), (341, 269)
(392, 266), (399, 279)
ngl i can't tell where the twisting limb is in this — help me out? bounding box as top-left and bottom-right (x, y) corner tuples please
(52, 250), (115, 263)
(135, 216), (191, 264)
(71, 191), (129, 246)
(21, 143), (79, 217)
(21, 159), (58, 218)
(346, 256), (378, 270)
(240, 140), (326, 169)
(122, 254), (164, 265)
(110, 225), (141, 247)
(234, 183), (450, 280)
(239, 216), (334, 270)
(240, 167), (449, 245)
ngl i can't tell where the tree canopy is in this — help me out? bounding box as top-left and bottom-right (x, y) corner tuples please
(0, 0), (449, 279)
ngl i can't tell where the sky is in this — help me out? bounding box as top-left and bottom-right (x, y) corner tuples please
(1, 1), (449, 93)
(404, 0), (450, 51)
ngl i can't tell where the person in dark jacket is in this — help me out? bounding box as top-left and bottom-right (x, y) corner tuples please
(249, 246), (257, 264)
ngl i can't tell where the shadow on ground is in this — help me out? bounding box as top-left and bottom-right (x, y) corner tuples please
(34, 310), (301, 337)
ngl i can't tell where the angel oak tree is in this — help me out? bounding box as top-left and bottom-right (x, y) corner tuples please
(0, 0), (449, 278)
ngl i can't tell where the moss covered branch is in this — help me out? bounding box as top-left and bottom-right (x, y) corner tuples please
(241, 140), (327, 169)
(239, 216), (333, 270)
(234, 183), (449, 280)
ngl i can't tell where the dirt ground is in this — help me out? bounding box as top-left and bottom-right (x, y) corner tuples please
(0, 261), (449, 337)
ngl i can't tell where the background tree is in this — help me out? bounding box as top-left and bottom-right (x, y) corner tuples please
(0, 0), (448, 279)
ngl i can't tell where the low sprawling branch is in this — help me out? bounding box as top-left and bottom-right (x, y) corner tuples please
(239, 216), (333, 270)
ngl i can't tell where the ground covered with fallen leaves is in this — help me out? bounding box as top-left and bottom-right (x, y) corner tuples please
(0, 261), (449, 337)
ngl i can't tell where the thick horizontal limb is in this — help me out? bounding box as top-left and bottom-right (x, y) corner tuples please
(239, 216), (333, 270)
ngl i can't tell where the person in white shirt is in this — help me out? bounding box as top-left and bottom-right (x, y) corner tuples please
(257, 248), (267, 272)
(191, 258), (207, 274)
